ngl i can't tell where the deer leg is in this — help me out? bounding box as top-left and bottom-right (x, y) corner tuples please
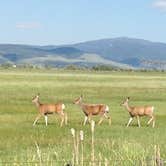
(64, 113), (68, 125)
(60, 117), (64, 127)
(98, 113), (109, 125)
(147, 116), (153, 125)
(126, 117), (133, 127)
(33, 114), (42, 126)
(152, 117), (155, 128)
(147, 117), (153, 125)
(137, 116), (141, 127)
(147, 115), (155, 128)
(44, 115), (48, 126)
(98, 116), (104, 125)
(83, 116), (88, 125)
(104, 113), (111, 125)
(60, 113), (65, 127)
(88, 115), (92, 123)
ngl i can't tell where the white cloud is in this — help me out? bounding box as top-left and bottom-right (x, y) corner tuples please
(16, 22), (41, 29)
(153, 0), (166, 11)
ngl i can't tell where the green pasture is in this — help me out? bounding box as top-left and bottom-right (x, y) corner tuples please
(0, 69), (165, 165)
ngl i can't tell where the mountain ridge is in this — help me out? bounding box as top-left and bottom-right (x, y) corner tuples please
(0, 37), (166, 69)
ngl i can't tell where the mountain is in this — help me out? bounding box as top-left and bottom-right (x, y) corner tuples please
(72, 37), (166, 68)
(47, 47), (84, 59)
(0, 37), (166, 69)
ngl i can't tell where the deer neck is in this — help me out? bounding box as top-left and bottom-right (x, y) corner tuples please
(78, 101), (84, 109)
(125, 103), (132, 113)
(34, 100), (41, 108)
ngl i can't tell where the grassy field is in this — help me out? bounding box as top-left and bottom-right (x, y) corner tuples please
(0, 68), (165, 165)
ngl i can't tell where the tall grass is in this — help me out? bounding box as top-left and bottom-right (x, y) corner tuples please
(69, 120), (164, 166)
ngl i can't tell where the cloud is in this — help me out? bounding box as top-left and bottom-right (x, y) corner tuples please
(153, 0), (166, 11)
(16, 22), (41, 29)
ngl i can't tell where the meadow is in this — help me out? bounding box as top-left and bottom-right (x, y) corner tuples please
(0, 68), (165, 166)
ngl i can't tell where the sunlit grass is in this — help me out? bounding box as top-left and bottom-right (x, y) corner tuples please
(0, 69), (165, 165)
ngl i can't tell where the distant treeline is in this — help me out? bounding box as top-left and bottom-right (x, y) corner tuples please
(0, 63), (166, 72)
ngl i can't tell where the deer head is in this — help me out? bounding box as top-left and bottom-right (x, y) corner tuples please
(121, 97), (130, 107)
(32, 94), (40, 104)
(73, 95), (83, 105)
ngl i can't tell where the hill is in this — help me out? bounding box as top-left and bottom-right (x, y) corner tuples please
(72, 37), (166, 68)
(1, 37), (166, 69)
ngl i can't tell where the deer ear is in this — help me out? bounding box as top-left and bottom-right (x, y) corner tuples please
(37, 93), (40, 96)
(80, 94), (83, 98)
(127, 97), (130, 100)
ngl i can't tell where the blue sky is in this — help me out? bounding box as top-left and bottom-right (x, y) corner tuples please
(0, 0), (166, 45)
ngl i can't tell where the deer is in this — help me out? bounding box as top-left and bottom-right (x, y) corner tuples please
(32, 94), (67, 127)
(73, 95), (111, 125)
(121, 97), (155, 128)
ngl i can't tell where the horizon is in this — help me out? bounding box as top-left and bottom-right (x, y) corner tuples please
(0, 0), (166, 45)
(1, 36), (166, 46)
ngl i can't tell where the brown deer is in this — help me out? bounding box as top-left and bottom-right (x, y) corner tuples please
(32, 94), (67, 127)
(73, 95), (111, 125)
(121, 97), (155, 128)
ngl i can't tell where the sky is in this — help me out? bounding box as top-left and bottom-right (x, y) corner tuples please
(0, 0), (166, 45)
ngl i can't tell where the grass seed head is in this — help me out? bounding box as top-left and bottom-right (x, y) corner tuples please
(71, 128), (75, 137)
(91, 120), (95, 133)
(80, 130), (84, 141)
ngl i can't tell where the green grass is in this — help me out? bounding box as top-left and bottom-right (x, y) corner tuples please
(0, 68), (165, 165)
